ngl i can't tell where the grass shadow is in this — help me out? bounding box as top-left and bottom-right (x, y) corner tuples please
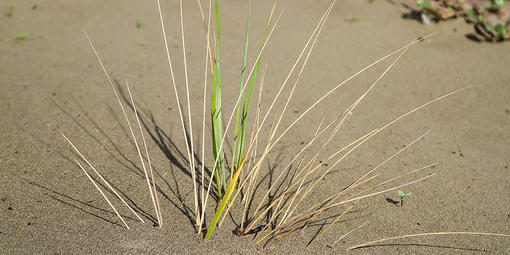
(351, 243), (490, 253)
(25, 179), (142, 227)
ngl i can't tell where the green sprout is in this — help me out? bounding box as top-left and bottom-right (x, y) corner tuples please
(136, 21), (143, 29)
(397, 190), (412, 207)
(15, 32), (28, 41)
(346, 14), (363, 22)
(139, 39), (147, 46)
(32, 3), (39, 10)
(6, 4), (14, 17)
(15, 32), (34, 41)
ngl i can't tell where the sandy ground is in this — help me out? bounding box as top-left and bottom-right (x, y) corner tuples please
(1, 0), (510, 254)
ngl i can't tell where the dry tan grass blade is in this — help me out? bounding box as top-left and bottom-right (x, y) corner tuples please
(198, 0), (212, 232)
(244, 38), (409, 231)
(350, 163), (436, 198)
(349, 232), (510, 250)
(74, 159), (130, 229)
(253, 172), (436, 246)
(84, 32), (161, 225)
(293, 202), (356, 246)
(178, 0), (199, 229)
(330, 222), (367, 247)
(245, 130), (377, 235)
(156, 0), (196, 221)
(273, 48), (410, 229)
(125, 81), (162, 227)
(62, 134), (144, 223)
(252, 175), (377, 247)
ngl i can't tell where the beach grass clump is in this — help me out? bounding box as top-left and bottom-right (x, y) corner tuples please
(59, 0), (510, 251)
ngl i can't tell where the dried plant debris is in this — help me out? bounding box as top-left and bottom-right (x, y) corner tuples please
(414, 0), (510, 41)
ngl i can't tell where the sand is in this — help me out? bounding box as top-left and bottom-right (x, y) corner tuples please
(1, 0), (510, 254)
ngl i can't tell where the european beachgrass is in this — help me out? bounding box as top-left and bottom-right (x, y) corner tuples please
(60, 0), (510, 251)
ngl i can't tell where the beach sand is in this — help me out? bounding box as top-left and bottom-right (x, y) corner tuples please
(1, 0), (509, 254)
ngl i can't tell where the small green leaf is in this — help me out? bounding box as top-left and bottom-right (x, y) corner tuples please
(467, 9), (475, 17)
(15, 32), (29, 41)
(346, 14), (362, 22)
(495, 24), (508, 38)
(478, 14), (484, 22)
(500, 26), (508, 38)
(485, 21), (496, 32)
(467, 9), (485, 24)
(416, 0), (431, 8)
(397, 190), (412, 198)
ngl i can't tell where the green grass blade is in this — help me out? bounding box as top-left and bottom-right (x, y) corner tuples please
(211, 0), (226, 196)
(206, 0), (282, 238)
(231, 0), (252, 185)
(233, 0), (277, 191)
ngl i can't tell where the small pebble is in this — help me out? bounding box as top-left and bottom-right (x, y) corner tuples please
(421, 13), (431, 25)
